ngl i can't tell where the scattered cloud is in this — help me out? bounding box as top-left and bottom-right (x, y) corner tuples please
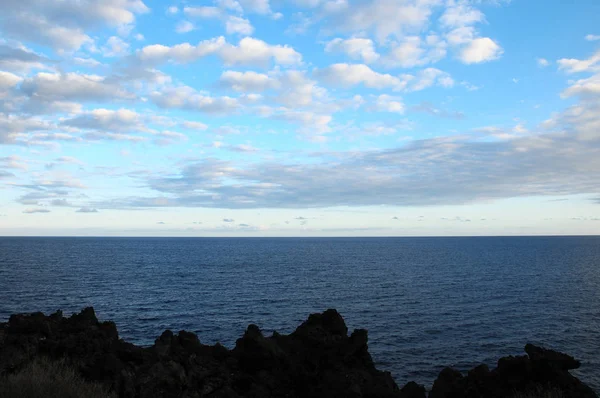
(324, 38), (380, 63)
(21, 72), (134, 103)
(95, 118), (600, 210)
(23, 208), (50, 214)
(219, 70), (275, 91)
(557, 50), (600, 74)
(585, 34), (600, 42)
(183, 7), (254, 35)
(537, 58), (549, 67)
(73, 57), (102, 68)
(182, 121), (209, 131)
(410, 102), (465, 119)
(458, 37), (503, 64)
(0, 0), (149, 51)
(175, 21), (196, 34)
(314, 63), (408, 91)
(102, 36), (130, 57)
(0, 43), (52, 72)
(76, 207), (98, 213)
(369, 94), (405, 114)
(382, 35), (447, 68)
(150, 85), (240, 114)
(136, 36), (302, 67)
(314, 64), (453, 93)
(225, 16), (254, 35)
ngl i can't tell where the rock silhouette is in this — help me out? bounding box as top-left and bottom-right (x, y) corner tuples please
(0, 308), (597, 398)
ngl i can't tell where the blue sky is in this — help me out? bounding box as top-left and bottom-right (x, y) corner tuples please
(0, 0), (599, 236)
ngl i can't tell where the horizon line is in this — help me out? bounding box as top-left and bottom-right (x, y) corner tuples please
(1, 234), (599, 239)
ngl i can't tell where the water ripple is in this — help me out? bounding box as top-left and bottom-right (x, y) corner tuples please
(0, 236), (598, 392)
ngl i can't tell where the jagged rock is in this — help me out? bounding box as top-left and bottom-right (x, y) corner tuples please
(399, 381), (426, 398)
(427, 345), (597, 398)
(0, 308), (597, 398)
(429, 367), (465, 398)
(525, 343), (581, 370)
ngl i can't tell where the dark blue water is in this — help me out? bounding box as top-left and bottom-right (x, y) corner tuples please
(0, 236), (599, 392)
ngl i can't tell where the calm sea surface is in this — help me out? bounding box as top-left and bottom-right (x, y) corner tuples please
(0, 236), (598, 391)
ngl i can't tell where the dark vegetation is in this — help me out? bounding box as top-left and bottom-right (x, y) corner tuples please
(0, 308), (596, 398)
(0, 357), (115, 398)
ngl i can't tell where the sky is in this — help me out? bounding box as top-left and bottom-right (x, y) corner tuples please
(0, 0), (599, 237)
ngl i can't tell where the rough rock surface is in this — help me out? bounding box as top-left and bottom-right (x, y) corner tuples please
(0, 308), (597, 398)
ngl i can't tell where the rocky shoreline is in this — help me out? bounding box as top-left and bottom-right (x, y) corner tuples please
(0, 307), (597, 398)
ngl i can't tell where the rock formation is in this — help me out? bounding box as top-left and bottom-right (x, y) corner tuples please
(0, 308), (596, 398)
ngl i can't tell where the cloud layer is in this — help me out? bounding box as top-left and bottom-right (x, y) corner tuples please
(0, 0), (598, 233)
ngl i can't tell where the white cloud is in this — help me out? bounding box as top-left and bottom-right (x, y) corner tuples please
(225, 16), (254, 35)
(460, 81), (481, 91)
(167, 5), (179, 14)
(150, 85), (241, 114)
(557, 50), (600, 74)
(315, 64), (453, 93)
(102, 36), (130, 57)
(238, 0), (273, 15)
(182, 121), (209, 130)
(561, 74), (600, 99)
(219, 70), (275, 91)
(409, 67), (454, 91)
(137, 37), (302, 67)
(550, 69), (600, 141)
(0, 155), (28, 170)
(77, 207), (99, 213)
(439, 2), (484, 28)
(21, 72), (134, 102)
(137, 37), (226, 64)
(175, 21), (196, 34)
(183, 5), (256, 35)
(73, 57), (102, 68)
(271, 109), (332, 134)
(370, 94), (405, 114)
(219, 69), (330, 111)
(23, 208), (51, 214)
(585, 34), (600, 42)
(440, 4), (502, 66)
(106, 122), (600, 209)
(184, 6), (224, 18)
(324, 37), (380, 63)
(383, 36), (447, 68)
(446, 26), (475, 46)
(318, 0), (437, 42)
(155, 130), (188, 144)
(273, 70), (328, 108)
(537, 58), (549, 67)
(314, 63), (407, 90)
(219, 37), (302, 66)
(61, 108), (144, 132)
(0, 0), (149, 51)
(458, 37), (503, 64)
(216, 0), (244, 13)
(0, 43), (52, 73)
(0, 71), (22, 91)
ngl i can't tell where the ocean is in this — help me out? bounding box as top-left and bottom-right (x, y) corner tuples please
(0, 236), (598, 392)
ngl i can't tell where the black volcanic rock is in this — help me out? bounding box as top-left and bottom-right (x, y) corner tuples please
(0, 308), (597, 398)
